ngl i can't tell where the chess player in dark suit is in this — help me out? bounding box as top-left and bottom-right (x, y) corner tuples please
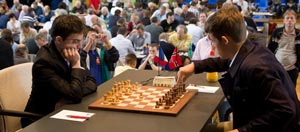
(177, 6), (300, 132)
(21, 15), (97, 127)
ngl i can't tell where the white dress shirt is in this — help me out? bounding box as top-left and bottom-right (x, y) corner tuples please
(186, 24), (205, 46)
(192, 36), (219, 60)
(110, 34), (136, 64)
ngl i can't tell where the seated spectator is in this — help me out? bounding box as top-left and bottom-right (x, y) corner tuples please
(138, 44), (165, 71)
(168, 25), (192, 52)
(1, 29), (18, 54)
(127, 14), (141, 33)
(21, 7), (38, 28)
(0, 5), (10, 29)
(71, 0), (86, 15)
(181, 4), (195, 25)
(100, 6), (111, 26)
(14, 44), (29, 65)
(0, 33), (14, 70)
(127, 24), (151, 51)
(26, 31), (48, 54)
(40, 5), (54, 23)
(140, 10), (151, 26)
(20, 22), (37, 44)
(108, 9), (121, 30)
(32, 2), (43, 20)
(186, 17), (204, 47)
(145, 16), (164, 43)
(7, 13), (21, 42)
(111, 18), (126, 38)
(160, 12), (179, 32)
(151, 5), (167, 22)
(114, 53), (137, 77)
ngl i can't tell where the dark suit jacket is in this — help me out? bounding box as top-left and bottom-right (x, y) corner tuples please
(21, 41), (97, 127)
(0, 38), (13, 70)
(159, 40), (175, 61)
(193, 40), (300, 131)
(26, 39), (39, 54)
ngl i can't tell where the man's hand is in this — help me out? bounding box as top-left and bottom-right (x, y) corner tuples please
(177, 63), (195, 83)
(228, 129), (239, 132)
(63, 48), (81, 68)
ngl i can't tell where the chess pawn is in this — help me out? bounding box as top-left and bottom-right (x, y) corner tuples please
(139, 93), (143, 98)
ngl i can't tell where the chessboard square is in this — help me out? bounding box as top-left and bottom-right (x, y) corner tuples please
(137, 90), (145, 92)
(124, 98), (134, 101)
(117, 103), (128, 107)
(129, 102), (139, 105)
(163, 89), (169, 92)
(122, 96), (129, 98)
(159, 94), (165, 96)
(152, 98), (159, 101)
(146, 103), (156, 106)
(134, 105), (145, 108)
(147, 88), (156, 91)
(152, 91), (162, 94)
(143, 92), (151, 95)
(141, 100), (151, 103)
(131, 94), (140, 97)
(147, 95), (157, 98)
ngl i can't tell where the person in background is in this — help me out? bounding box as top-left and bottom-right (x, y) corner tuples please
(82, 27), (119, 86)
(168, 25), (192, 52)
(186, 17), (204, 48)
(145, 16), (164, 43)
(114, 53), (137, 77)
(160, 12), (179, 32)
(21, 15), (97, 127)
(138, 44), (164, 71)
(151, 5), (167, 22)
(26, 31), (48, 54)
(110, 26), (135, 66)
(127, 24), (151, 51)
(20, 22), (37, 44)
(197, 12), (207, 29)
(159, 33), (174, 61)
(1, 29), (18, 55)
(268, 9), (300, 88)
(7, 13), (21, 43)
(14, 43), (29, 64)
(0, 33), (14, 70)
(177, 6), (300, 131)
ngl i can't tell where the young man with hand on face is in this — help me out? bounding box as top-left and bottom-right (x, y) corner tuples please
(21, 15), (97, 128)
(177, 6), (300, 132)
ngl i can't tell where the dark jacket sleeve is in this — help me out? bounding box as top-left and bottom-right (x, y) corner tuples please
(104, 46), (119, 71)
(267, 28), (280, 54)
(34, 58), (97, 103)
(193, 57), (230, 73)
(237, 65), (298, 132)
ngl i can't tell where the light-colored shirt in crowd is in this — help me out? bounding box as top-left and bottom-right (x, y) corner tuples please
(20, 28), (37, 44)
(275, 31), (297, 71)
(110, 34), (136, 64)
(186, 24), (205, 46)
(168, 33), (192, 50)
(114, 65), (137, 77)
(192, 36), (218, 60)
(151, 10), (167, 22)
(7, 20), (21, 34)
(127, 32), (151, 51)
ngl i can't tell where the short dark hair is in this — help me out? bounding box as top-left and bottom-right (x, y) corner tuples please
(136, 24), (144, 31)
(189, 17), (198, 24)
(21, 22), (30, 28)
(50, 15), (85, 40)
(166, 12), (174, 18)
(205, 6), (246, 43)
(115, 9), (121, 16)
(151, 17), (158, 23)
(1, 29), (13, 43)
(118, 27), (127, 35)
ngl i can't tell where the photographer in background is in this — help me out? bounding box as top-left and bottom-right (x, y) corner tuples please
(82, 27), (119, 86)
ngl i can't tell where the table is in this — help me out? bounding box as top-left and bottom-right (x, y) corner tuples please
(21, 70), (224, 132)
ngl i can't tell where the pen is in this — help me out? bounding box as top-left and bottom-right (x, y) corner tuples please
(67, 115), (89, 119)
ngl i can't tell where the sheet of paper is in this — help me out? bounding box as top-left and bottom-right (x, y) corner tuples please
(186, 84), (219, 93)
(50, 110), (95, 122)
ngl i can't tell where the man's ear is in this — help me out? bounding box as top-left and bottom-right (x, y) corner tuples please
(55, 36), (63, 44)
(221, 36), (229, 45)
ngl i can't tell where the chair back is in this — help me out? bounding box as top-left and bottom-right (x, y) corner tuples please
(0, 63), (33, 132)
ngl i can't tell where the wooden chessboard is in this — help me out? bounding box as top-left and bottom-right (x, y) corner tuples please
(89, 86), (197, 115)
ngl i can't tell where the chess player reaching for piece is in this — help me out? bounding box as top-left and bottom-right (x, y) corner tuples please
(177, 6), (300, 132)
